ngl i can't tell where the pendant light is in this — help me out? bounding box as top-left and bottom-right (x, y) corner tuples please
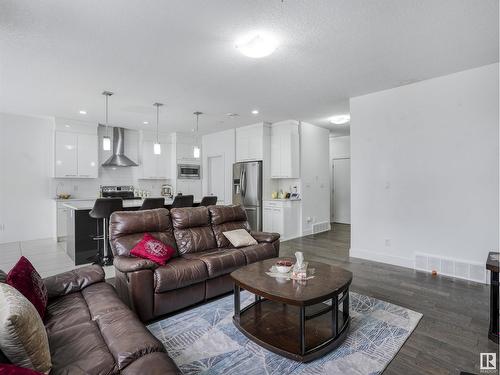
(193, 111), (202, 159)
(153, 103), (163, 155)
(102, 91), (113, 151)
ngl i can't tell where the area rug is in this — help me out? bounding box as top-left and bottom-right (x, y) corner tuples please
(148, 291), (422, 374)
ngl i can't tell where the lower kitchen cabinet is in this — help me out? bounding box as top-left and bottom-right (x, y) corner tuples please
(263, 200), (301, 241)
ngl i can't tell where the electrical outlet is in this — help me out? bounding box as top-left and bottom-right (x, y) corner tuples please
(306, 216), (312, 223)
(385, 239), (391, 247)
(73, 185), (79, 192)
(0, 224), (5, 232)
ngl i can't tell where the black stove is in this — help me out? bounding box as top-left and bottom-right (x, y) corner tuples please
(100, 185), (137, 200)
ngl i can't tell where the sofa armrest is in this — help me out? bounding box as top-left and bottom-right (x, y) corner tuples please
(250, 231), (280, 243)
(44, 265), (104, 299)
(114, 255), (158, 273)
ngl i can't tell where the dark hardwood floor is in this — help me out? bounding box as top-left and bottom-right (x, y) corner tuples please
(280, 223), (499, 375)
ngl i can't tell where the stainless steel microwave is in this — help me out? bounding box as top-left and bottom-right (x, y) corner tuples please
(177, 164), (201, 179)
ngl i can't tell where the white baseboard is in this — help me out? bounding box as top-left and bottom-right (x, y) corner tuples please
(350, 248), (415, 269)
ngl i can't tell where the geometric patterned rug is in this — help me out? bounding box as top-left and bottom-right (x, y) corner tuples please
(148, 290), (422, 375)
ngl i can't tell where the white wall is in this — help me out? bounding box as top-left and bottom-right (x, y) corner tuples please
(300, 122), (331, 235)
(350, 63), (499, 272)
(201, 129), (235, 205)
(0, 113), (56, 242)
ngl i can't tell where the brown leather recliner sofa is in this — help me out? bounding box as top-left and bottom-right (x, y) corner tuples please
(109, 205), (280, 322)
(0, 265), (180, 374)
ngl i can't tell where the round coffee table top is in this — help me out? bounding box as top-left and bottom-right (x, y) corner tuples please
(230, 258), (353, 306)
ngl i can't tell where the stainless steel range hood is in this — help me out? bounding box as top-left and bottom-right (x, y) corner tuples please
(101, 127), (138, 167)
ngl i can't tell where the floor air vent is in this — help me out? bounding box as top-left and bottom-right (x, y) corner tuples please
(414, 253), (486, 283)
(312, 222), (330, 234)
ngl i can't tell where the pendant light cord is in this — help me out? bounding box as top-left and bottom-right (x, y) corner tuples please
(156, 105), (159, 143)
(105, 94), (109, 137)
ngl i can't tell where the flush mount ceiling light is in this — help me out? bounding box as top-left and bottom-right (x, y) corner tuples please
(235, 31), (278, 58)
(143, 121), (149, 125)
(251, 109), (259, 115)
(329, 114), (351, 125)
(79, 110), (87, 115)
(101, 91), (113, 151)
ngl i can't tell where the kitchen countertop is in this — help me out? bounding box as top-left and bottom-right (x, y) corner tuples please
(264, 199), (302, 202)
(63, 197), (186, 210)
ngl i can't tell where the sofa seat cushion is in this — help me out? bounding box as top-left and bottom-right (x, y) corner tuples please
(237, 243), (277, 264)
(154, 257), (208, 293)
(48, 321), (115, 375)
(45, 292), (91, 335)
(183, 248), (246, 278)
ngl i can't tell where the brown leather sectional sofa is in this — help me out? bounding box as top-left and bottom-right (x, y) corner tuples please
(109, 205), (280, 322)
(0, 265), (180, 374)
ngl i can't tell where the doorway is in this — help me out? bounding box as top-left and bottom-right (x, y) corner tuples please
(207, 155), (225, 203)
(331, 158), (351, 224)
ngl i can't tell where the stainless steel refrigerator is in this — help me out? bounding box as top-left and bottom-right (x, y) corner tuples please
(233, 161), (262, 231)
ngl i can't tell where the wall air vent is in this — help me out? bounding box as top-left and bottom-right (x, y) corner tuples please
(414, 252), (486, 283)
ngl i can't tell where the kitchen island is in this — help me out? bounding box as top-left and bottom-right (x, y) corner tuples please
(63, 198), (199, 265)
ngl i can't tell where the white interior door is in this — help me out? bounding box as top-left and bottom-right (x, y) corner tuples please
(207, 155), (225, 202)
(332, 158), (351, 224)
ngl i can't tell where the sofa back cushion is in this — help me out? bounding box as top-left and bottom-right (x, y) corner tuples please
(170, 206), (217, 254)
(208, 205), (250, 248)
(109, 208), (177, 257)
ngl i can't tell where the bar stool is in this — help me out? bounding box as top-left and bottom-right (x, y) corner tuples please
(199, 196), (217, 206)
(89, 197), (123, 266)
(140, 197), (165, 210)
(171, 194), (194, 208)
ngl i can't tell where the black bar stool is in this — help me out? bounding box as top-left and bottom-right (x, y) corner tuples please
(140, 197), (165, 210)
(200, 196), (217, 206)
(89, 197), (123, 266)
(171, 194), (194, 208)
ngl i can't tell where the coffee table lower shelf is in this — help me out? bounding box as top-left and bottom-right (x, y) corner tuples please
(233, 288), (350, 362)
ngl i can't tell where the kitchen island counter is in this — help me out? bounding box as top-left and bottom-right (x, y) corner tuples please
(64, 197), (200, 265)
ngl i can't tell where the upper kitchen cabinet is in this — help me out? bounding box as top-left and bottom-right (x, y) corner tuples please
(141, 140), (172, 179)
(173, 132), (201, 163)
(54, 119), (98, 178)
(270, 121), (300, 178)
(235, 123), (270, 162)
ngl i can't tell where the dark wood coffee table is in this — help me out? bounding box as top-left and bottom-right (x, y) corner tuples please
(230, 258), (353, 362)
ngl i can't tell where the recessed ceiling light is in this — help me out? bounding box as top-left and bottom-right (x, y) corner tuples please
(65, 124), (71, 128)
(235, 31), (278, 58)
(143, 121), (149, 125)
(329, 114), (350, 125)
(79, 110), (87, 115)
(251, 109), (259, 115)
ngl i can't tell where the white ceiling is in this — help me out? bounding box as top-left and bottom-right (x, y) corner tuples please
(0, 0), (497, 136)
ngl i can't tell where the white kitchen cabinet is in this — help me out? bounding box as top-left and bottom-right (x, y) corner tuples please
(55, 131), (98, 178)
(263, 200), (301, 240)
(55, 132), (78, 177)
(56, 203), (68, 240)
(236, 124), (264, 162)
(141, 141), (172, 179)
(270, 124), (300, 178)
(76, 134), (98, 178)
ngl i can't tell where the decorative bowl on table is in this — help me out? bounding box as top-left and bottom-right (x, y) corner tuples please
(275, 259), (294, 273)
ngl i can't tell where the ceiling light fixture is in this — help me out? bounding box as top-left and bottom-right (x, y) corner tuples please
(153, 103), (163, 155)
(235, 31), (278, 58)
(329, 114), (350, 125)
(101, 91), (113, 151)
(193, 111), (203, 159)
(143, 121), (149, 125)
(251, 109), (259, 115)
(79, 110), (87, 115)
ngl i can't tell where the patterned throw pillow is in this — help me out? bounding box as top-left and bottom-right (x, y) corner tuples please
(130, 233), (176, 265)
(6, 257), (48, 320)
(0, 283), (52, 373)
(0, 364), (44, 374)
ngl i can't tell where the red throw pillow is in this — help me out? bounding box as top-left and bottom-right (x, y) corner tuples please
(130, 233), (176, 265)
(6, 257), (48, 320)
(0, 364), (44, 375)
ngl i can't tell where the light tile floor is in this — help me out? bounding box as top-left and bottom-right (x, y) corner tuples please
(0, 238), (115, 279)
